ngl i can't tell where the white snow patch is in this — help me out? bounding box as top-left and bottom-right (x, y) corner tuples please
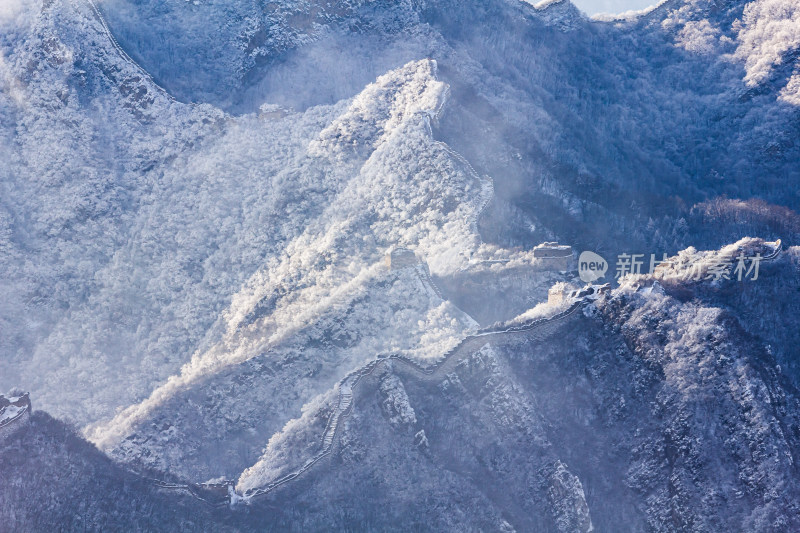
(0, 405), (23, 424)
(87, 59), (489, 451)
(734, 0), (800, 87)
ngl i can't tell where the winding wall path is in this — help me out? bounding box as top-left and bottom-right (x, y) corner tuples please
(238, 240), (785, 502)
(241, 299), (584, 501)
(85, 0), (180, 103)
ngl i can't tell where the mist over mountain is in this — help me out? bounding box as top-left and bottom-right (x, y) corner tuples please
(1, 0), (799, 530)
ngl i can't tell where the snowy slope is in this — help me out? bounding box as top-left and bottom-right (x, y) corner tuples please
(84, 59), (496, 478)
(2, 0), (800, 530)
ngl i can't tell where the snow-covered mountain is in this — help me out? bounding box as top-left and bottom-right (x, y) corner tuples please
(229, 239), (800, 532)
(1, 0), (800, 530)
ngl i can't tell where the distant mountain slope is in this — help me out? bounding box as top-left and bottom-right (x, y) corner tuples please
(99, 0), (800, 215)
(0, 0), (225, 421)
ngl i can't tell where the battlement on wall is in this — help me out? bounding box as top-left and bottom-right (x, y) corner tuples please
(385, 247), (421, 270)
(533, 242), (573, 271)
(0, 392), (31, 439)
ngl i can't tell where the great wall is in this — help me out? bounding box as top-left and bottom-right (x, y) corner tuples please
(85, 0), (178, 103)
(0, 393), (31, 439)
(240, 295), (585, 502)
